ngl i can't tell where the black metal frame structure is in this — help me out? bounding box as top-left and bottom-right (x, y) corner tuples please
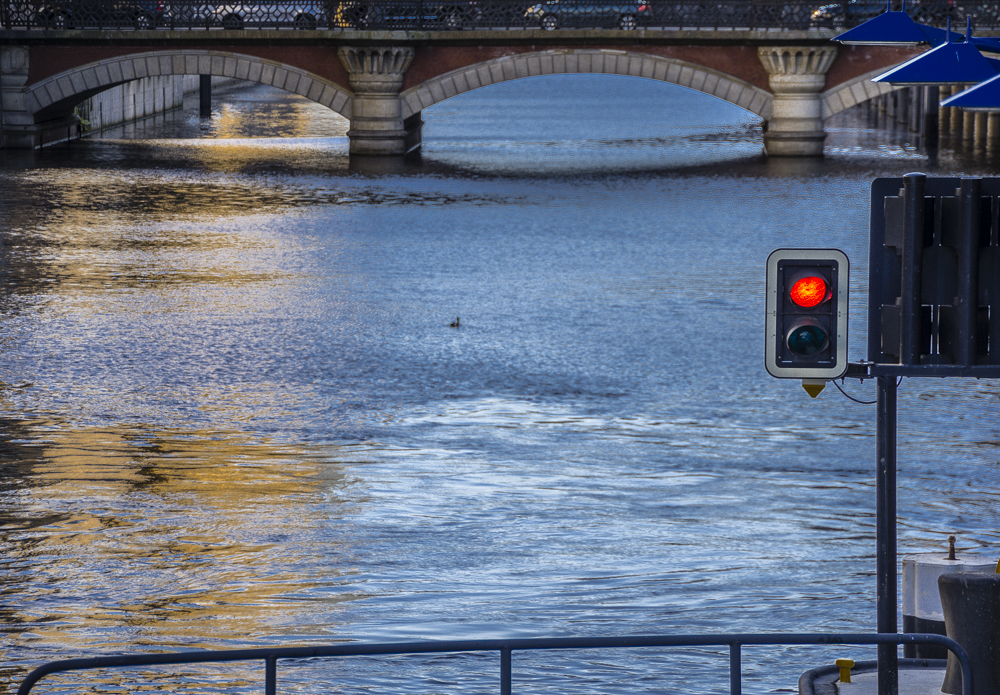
(869, 175), (1000, 378)
(860, 173), (1000, 695)
(17, 632), (972, 695)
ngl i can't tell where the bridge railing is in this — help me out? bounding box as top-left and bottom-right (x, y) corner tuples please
(2, 0), (997, 32)
(16, 633), (972, 695)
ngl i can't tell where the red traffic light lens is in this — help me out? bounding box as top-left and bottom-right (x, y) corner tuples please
(789, 276), (828, 308)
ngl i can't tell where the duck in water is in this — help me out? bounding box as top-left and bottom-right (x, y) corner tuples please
(449, 317), (460, 328)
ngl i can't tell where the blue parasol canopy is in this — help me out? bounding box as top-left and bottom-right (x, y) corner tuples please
(833, 10), (936, 46)
(940, 72), (1000, 110)
(872, 23), (998, 85)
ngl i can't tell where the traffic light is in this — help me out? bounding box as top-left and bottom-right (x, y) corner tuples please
(765, 249), (849, 385)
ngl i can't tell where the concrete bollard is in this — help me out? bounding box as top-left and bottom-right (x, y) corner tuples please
(902, 543), (994, 658)
(939, 571), (1000, 695)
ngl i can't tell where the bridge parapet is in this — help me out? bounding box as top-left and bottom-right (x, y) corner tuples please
(1, 0), (990, 32)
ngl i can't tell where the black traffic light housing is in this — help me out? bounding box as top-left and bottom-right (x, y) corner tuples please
(765, 248), (849, 380)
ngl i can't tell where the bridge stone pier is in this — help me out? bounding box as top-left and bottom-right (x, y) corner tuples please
(2, 45), (80, 147)
(338, 46), (421, 156)
(0, 28), (922, 156)
(758, 45), (837, 157)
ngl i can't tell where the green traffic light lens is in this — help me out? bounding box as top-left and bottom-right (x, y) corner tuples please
(787, 323), (829, 358)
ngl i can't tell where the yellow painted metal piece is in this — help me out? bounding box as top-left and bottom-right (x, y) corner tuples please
(801, 379), (827, 398)
(995, 556), (999, 574)
(836, 658), (855, 683)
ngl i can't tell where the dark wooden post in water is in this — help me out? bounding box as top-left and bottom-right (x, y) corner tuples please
(200, 75), (211, 118)
(897, 87), (909, 127)
(923, 86), (939, 149)
(908, 87), (919, 133)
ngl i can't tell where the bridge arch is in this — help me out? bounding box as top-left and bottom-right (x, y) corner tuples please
(400, 49), (774, 122)
(25, 50), (353, 122)
(821, 67), (902, 120)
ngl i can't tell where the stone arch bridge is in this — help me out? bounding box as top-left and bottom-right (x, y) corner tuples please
(0, 30), (920, 154)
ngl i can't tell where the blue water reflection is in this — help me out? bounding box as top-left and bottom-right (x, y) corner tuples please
(0, 74), (998, 695)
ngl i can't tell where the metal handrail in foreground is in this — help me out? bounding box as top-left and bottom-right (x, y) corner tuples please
(17, 632), (972, 695)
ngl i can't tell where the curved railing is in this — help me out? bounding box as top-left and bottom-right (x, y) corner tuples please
(1, 0), (998, 32)
(17, 632), (972, 695)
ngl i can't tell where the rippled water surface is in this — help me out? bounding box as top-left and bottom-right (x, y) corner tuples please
(1, 76), (998, 695)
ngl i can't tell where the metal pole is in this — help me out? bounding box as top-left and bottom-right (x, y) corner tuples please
(265, 656), (277, 695)
(900, 173), (925, 364)
(956, 178), (981, 366)
(729, 642), (742, 695)
(500, 647), (511, 695)
(876, 375), (898, 695)
(199, 75), (212, 118)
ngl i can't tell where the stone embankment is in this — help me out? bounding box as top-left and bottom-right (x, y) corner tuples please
(74, 75), (236, 135)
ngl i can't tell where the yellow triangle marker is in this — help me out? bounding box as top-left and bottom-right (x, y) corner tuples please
(801, 379), (827, 398)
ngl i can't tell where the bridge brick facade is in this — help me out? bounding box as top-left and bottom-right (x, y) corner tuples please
(0, 30), (920, 155)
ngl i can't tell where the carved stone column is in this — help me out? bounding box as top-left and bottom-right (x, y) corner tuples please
(338, 46), (418, 157)
(758, 46), (838, 157)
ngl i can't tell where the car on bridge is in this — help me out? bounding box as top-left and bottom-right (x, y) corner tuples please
(333, 0), (483, 28)
(809, 0), (956, 27)
(165, 0), (327, 28)
(34, 0), (163, 28)
(523, 0), (654, 29)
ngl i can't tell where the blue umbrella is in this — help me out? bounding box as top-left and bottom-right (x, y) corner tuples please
(833, 2), (1000, 51)
(833, 5), (938, 46)
(872, 18), (999, 85)
(940, 72), (1000, 110)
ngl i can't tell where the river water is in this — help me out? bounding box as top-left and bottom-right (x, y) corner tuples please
(0, 75), (998, 695)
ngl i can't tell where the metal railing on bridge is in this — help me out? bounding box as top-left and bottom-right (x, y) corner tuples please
(16, 632), (972, 695)
(1, 0), (996, 32)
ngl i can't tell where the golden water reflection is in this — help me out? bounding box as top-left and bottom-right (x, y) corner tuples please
(0, 422), (370, 665)
(12, 167), (333, 221)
